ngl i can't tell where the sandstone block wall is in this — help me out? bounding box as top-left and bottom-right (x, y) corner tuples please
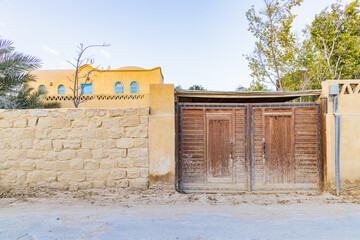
(0, 108), (150, 190)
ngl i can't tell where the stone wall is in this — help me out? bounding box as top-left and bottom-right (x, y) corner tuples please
(0, 107), (149, 190)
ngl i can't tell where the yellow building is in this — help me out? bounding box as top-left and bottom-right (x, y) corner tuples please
(30, 65), (164, 108)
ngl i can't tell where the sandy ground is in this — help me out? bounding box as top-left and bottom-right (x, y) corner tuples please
(1, 188), (360, 239)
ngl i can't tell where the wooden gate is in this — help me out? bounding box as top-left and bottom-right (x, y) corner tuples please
(177, 104), (247, 191)
(177, 102), (320, 192)
(250, 103), (320, 191)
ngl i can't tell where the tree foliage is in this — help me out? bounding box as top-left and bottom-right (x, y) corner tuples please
(188, 85), (206, 91)
(245, 0), (360, 91)
(301, 0), (360, 89)
(0, 38), (41, 95)
(245, 0), (303, 91)
(235, 85), (246, 91)
(246, 80), (270, 91)
(0, 38), (58, 109)
(174, 85), (182, 90)
(0, 84), (60, 109)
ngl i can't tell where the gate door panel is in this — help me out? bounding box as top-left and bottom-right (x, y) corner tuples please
(207, 113), (233, 183)
(178, 104), (247, 191)
(264, 110), (295, 184)
(251, 104), (320, 191)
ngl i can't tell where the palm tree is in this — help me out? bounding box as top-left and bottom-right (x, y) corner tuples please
(0, 83), (60, 109)
(0, 38), (41, 95)
(0, 38), (58, 109)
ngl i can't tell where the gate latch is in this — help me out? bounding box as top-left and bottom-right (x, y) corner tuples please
(262, 138), (266, 158)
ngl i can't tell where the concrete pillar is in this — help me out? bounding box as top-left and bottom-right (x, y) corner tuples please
(148, 84), (175, 188)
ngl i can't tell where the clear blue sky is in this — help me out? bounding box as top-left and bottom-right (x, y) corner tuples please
(0, 0), (352, 91)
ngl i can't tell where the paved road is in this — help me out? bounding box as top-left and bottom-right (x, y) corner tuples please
(1, 200), (360, 240)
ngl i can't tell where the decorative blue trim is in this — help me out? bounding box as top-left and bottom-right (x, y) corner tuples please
(250, 106), (254, 191)
(244, 107), (248, 190)
(333, 97), (338, 113)
(318, 105), (321, 181)
(180, 104), (247, 108)
(335, 115), (341, 196)
(178, 105), (182, 187)
(250, 103), (319, 108)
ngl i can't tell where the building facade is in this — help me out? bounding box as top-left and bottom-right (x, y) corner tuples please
(30, 65), (164, 108)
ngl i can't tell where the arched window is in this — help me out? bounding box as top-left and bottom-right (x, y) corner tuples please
(58, 85), (65, 95)
(39, 85), (46, 94)
(130, 81), (139, 94)
(114, 81), (123, 94)
(81, 83), (93, 94)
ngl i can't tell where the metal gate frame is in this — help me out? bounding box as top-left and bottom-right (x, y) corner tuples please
(177, 103), (247, 192)
(176, 102), (322, 192)
(249, 103), (321, 191)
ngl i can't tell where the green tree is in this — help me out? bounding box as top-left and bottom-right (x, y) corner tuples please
(235, 85), (246, 91)
(246, 80), (270, 91)
(301, 0), (360, 89)
(0, 38), (56, 108)
(188, 85), (206, 91)
(0, 38), (41, 95)
(0, 83), (60, 109)
(245, 0), (303, 91)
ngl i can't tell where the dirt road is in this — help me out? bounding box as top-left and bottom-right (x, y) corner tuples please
(1, 189), (360, 240)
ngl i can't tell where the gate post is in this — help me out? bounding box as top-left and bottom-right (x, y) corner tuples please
(148, 84), (175, 189)
(320, 97), (328, 191)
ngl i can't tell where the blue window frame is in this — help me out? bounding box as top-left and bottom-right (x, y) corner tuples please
(39, 85), (46, 94)
(58, 85), (65, 95)
(81, 83), (93, 94)
(114, 81), (124, 94)
(130, 81), (139, 94)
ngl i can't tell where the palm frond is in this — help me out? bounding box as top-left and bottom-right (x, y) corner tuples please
(0, 83), (60, 109)
(0, 39), (14, 55)
(0, 38), (42, 98)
